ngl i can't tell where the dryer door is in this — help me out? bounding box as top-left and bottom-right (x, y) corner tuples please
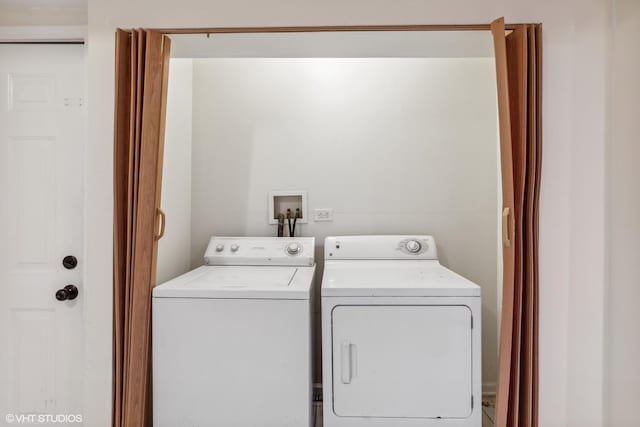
(331, 305), (473, 419)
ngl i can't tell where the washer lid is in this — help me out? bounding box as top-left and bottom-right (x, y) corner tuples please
(321, 260), (480, 297)
(153, 265), (315, 299)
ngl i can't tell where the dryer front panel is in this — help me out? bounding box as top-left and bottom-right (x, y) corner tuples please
(331, 305), (473, 419)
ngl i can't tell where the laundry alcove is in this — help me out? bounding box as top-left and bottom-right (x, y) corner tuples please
(112, 20), (541, 427)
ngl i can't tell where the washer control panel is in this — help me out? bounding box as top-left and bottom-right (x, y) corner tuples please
(204, 236), (315, 266)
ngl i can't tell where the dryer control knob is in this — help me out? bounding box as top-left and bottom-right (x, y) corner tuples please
(215, 244), (224, 252)
(405, 240), (422, 253)
(286, 242), (301, 255)
(230, 244), (239, 252)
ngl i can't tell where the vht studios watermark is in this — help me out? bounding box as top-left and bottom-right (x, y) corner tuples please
(5, 413), (83, 424)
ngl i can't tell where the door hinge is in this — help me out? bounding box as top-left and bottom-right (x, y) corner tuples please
(471, 395), (474, 409)
(471, 315), (474, 329)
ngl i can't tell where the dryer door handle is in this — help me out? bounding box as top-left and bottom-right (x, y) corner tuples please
(341, 341), (357, 384)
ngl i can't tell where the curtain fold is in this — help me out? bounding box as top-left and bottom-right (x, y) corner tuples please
(113, 28), (171, 427)
(491, 18), (542, 427)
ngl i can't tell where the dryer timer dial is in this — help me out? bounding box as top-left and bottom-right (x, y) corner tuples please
(405, 240), (422, 253)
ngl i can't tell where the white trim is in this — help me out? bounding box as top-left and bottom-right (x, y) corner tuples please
(482, 382), (497, 396)
(0, 25), (86, 42)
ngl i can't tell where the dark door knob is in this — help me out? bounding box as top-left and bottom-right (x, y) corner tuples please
(56, 285), (79, 301)
(62, 255), (78, 270)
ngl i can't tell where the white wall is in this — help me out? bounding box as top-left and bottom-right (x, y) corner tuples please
(185, 57), (499, 386)
(0, 4), (87, 26)
(156, 59), (193, 284)
(86, 1), (612, 426)
(606, 0), (640, 425)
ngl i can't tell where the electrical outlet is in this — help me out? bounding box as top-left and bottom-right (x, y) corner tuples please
(313, 208), (333, 222)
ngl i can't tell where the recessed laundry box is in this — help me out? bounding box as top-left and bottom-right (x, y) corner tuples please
(153, 236), (316, 427)
(321, 235), (482, 426)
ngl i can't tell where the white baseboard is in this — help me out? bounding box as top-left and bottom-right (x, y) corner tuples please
(483, 382), (497, 396)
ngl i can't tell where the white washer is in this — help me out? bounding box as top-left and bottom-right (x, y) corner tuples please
(321, 235), (481, 426)
(153, 236), (316, 427)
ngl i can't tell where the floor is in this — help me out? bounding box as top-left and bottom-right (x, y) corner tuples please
(482, 394), (496, 426)
(312, 396), (497, 426)
(313, 402), (322, 427)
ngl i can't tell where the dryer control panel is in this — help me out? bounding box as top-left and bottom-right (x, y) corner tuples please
(205, 236), (315, 266)
(324, 235), (438, 260)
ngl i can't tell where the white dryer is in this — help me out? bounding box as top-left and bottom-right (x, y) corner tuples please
(153, 236), (316, 427)
(321, 235), (481, 426)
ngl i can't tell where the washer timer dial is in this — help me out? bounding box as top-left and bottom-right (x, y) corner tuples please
(286, 242), (302, 256)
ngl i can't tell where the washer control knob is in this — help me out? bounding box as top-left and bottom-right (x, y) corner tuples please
(405, 240), (422, 253)
(230, 244), (239, 252)
(286, 242), (301, 255)
(215, 244), (224, 252)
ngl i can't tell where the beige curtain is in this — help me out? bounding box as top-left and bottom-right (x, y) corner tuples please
(113, 29), (171, 427)
(491, 18), (542, 427)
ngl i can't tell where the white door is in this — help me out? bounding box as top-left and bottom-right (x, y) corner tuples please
(331, 305), (473, 419)
(0, 44), (85, 425)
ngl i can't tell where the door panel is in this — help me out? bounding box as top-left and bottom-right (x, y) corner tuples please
(10, 309), (56, 413)
(8, 138), (56, 268)
(332, 305), (472, 419)
(0, 45), (85, 425)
